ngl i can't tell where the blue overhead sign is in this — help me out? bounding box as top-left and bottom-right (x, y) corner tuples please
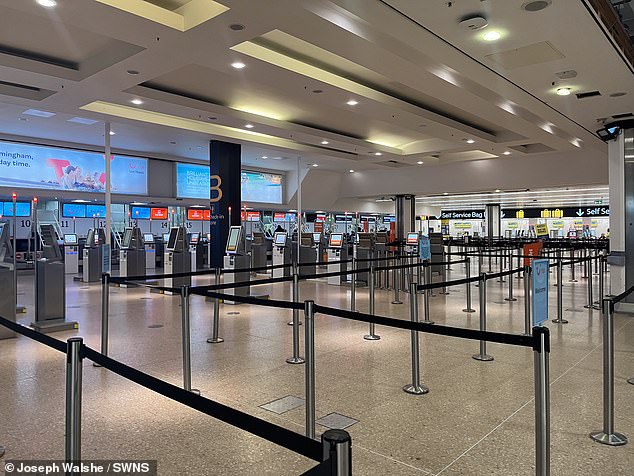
(532, 259), (549, 326)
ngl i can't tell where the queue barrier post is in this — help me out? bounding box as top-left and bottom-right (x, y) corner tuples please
(304, 300), (316, 439)
(589, 299), (629, 446)
(392, 257), (403, 305)
(364, 260), (380, 341)
(533, 327), (551, 476)
(423, 261), (434, 324)
(288, 261), (303, 326)
(322, 429), (352, 476)
(207, 267), (224, 344)
(584, 257), (595, 310)
(505, 262), (517, 302)
(287, 262), (305, 364)
(403, 282), (429, 395)
(463, 257), (476, 313)
(570, 249), (577, 282)
(595, 254), (605, 306)
(524, 266), (532, 336)
(473, 273), (494, 362)
(94, 273), (110, 368)
(552, 258), (567, 324)
(65, 337), (83, 464)
(180, 285), (200, 395)
(351, 247), (356, 312)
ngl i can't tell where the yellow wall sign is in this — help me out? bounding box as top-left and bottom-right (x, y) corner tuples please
(551, 220), (564, 229)
(515, 210), (525, 218)
(574, 219), (583, 227)
(540, 209), (563, 218)
(591, 219), (598, 228)
(507, 221), (519, 229)
(454, 222), (472, 229)
(535, 223), (549, 236)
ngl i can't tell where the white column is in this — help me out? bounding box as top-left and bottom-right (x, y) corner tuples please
(608, 133), (625, 296)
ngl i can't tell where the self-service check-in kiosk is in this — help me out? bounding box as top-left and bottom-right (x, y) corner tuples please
(313, 233), (324, 265)
(296, 233), (318, 276)
(63, 234), (79, 275)
(164, 226), (191, 292)
(223, 226), (250, 304)
(119, 227), (146, 284)
(406, 232), (419, 254)
(32, 224), (77, 333)
(251, 232), (268, 270)
(0, 222), (16, 339)
(144, 233), (156, 270)
(83, 228), (105, 283)
(356, 233), (375, 284)
(327, 233), (347, 285)
(272, 232), (291, 278)
(189, 232), (200, 272)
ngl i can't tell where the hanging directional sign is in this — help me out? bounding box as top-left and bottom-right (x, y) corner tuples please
(439, 210), (484, 219)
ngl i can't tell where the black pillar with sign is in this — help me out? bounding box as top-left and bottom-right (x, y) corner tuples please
(209, 140), (241, 268)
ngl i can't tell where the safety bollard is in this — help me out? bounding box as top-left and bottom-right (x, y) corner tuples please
(589, 299), (629, 446)
(533, 327), (551, 476)
(463, 257), (476, 313)
(181, 286), (200, 394)
(304, 300), (316, 439)
(65, 337), (83, 464)
(505, 263), (517, 302)
(584, 257), (595, 310)
(473, 273), (494, 361)
(570, 249), (578, 282)
(423, 261), (434, 324)
(351, 251), (356, 312)
(392, 260), (403, 304)
(94, 273), (110, 368)
(364, 261), (380, 341)
(552, 259), (568, 324)
(322, 429), (352, 476)
(207, 268), (224, 344)
(403, 282), (429, 395)
(524, 266), (532, 336)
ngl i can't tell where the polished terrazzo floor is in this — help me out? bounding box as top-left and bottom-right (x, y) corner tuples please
(0, 259), (632, 475)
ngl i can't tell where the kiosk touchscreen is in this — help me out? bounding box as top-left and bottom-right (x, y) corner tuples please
(272, 232), (289, 278)
(274, 232), (287, 246)
(163, 233), (170, 242)
(406, 233), (419, 246)
(143, 234), (156, 270)
(164, 226), (191, 292)
(327, 234), (346, 285)
(63, 234), (79, 275)
(312, 233), (321, 244)
(329, 234), (343, 248)
(225, 226), (242, 254)
(144, 234), (154, 243)
(223, 226), (250, 304)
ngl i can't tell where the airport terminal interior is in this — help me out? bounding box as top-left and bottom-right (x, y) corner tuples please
(0, 0), (634, 475)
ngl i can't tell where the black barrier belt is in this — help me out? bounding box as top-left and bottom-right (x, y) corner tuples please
(300, 460), (330, 476)
(416, 274), (481, 292)
(191, 289), (303, 310)
(82, 346), (322, 462)
(0, 315), (67, 353)
(446, 251), (595, 262)
(312, 304), (536, 349)
(109, 263), (292, 283)
(609, 283), (634, 306)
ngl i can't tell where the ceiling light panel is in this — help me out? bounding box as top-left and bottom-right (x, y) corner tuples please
(23, 109), (56, 118)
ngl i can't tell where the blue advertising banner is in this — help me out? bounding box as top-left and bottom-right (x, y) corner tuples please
(532, 259), (549, 326)
(419, 236), (431, 260)
(62, 203), (86, 218)
(2, 202), (31, 217)
(86, 205), (106, 217)
(0, 141), (147, 195)
(176, 163), (210, 200)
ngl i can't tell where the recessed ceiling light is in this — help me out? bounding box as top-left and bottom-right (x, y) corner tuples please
(483, 30), (502, 41)
(126, 70), (140, 75)
(417, 161), (424, 165)
(321, 140), (329, 145)
(465, 138), (475, 144)
(109, 131), (115, 136)
(374, 152), (382, 156)
(229, 24), (245, 31)
(245, 123), (254, 129)
(349, 169), (355, 173)
(131, 98), (143, 105)
(522, 0), (552, 12)
(18, 118), (28, 122)
(503, 151), (511, 155)
(609, 92), (627, 98)
(556, 87), (571, 96)
(23, 109), (55, 118)
(346, 99), (359, 106)
(68, 117), (99, 125)
(169, 141), (177, 145)
(495, 189), (501, 192)
(443, 192), (449, 195)
(36, 0), (57, 7)
(312, 89), (323, 94)
(231, 62), (246, 69)
(261, 156), (268, 159)
(312, 164), (319, 167)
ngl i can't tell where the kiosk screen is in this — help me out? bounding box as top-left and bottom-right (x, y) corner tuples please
(162, 233), (169, 242)
(312, 233), (321, 244)
(190, 232), (200, 245)
(167, 228), (179, 250)
(226, 227), (242, 253)
(144, 234), (154, 243)
(86, 229), (95, 248)
(406, 233), (419, 245)
(64, 234), (78, 245)
(329, 234), (343, 248)
(122, 229), (133, 248)
(274, 232), (287, 246)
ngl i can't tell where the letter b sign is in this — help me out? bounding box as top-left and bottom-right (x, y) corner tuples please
(210, 174), (223, 203)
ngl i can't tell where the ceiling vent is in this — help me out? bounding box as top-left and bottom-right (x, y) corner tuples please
(378, 160), (409, 168)
(612, 112), (634, 119)
(521, 1), (552, 12)
(459, 15), (488, 31)
(555, 70), (577, 80)
(575, 91), (601, 99)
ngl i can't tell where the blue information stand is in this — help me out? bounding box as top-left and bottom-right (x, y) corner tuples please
(532, 259), (549, 326)
(419, 236), (431, 260)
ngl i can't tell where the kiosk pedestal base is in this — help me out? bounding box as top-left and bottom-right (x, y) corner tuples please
(31, 319), (78, 334)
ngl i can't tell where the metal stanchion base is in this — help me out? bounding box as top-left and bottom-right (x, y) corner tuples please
(391, 300), (403, 305)
(589, 431), (628, 446)
(439, 290), (450, 295)
(472, 354), (494, 362)
(552, 318), (569, 324)
(462, 308), (476, 313)
(422, 320), (435, 325)
(403, 384), (429, 395)
(583, 304), (595, 309)
(206, 337), (224, 343)
(16, 306), (26, 314)
(627, 377), (634, 385)
(286, 357), (305, 364)
(504, 297), (518, 302)
(364, 334), (381, 341)
(287, 321), (303, 326)
(92, 362), (103, 368)
(190, 389), (201, 395)
(0, 445), (4, 458)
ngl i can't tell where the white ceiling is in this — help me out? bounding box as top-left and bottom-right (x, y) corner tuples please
(0, 0), (630, 195)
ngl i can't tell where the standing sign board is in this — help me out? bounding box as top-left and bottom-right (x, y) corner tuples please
(534, 223), (549, 237)
(532, 259), (549, 326)
(418, 236), (431, 260)
(523, 242), (543, 266)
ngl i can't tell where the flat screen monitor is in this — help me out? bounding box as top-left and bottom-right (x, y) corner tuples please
(312, 233), (321, 244)
(569, 230), (577, 238)
(122, 229), (133, 248)
(167, 228), (179, 250)
(329, 233), (343, 248)
(406, 233), (419, 245)
(190, 232), (200, 245)
(63, 234), (77, 245)
(163, 233), (169, 242)
(86, 204), (106, 217)
(62, 203), (86, 218)
(86, 229), (95, 247)
(274, 232), (287, 246)
(225, 226), (242, 254)
(144, 233), (154, 243)
(131, 207), (151, 220)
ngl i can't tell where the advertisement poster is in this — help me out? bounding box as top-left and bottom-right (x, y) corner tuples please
(0, 141), (147, 195)
(532, 259), (549, 326)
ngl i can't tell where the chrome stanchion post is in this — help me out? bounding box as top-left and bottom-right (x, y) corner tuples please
(423, 261), (434, 324)
(590, 299), (629, 446)
(403, 282), (429, 395)
(207, 267), (224, 344)
(473, 273), (494, 361)
(595, 254), (605, 306)
(570, 249), (577, 282)
(583, 248), (588, 278)
(463, 257), (475, 313)
(392, 257), (402, 304)
(524, 266), (532, 336)
(93, 273), (110, 368)
(552, 258), (567, 324)
(505, 262), (517, 302)
(584, 257), (595, 309)
(65, 337), (83, 464)
(350, 247), (356, 312)
(287, 262), (305, 364)
(181, 285), (200, 394)
(322, 429), (352, 476)
(533, 327), (551, 476)
(304, 300), (316, 439)
(364, 260), (380, 340)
